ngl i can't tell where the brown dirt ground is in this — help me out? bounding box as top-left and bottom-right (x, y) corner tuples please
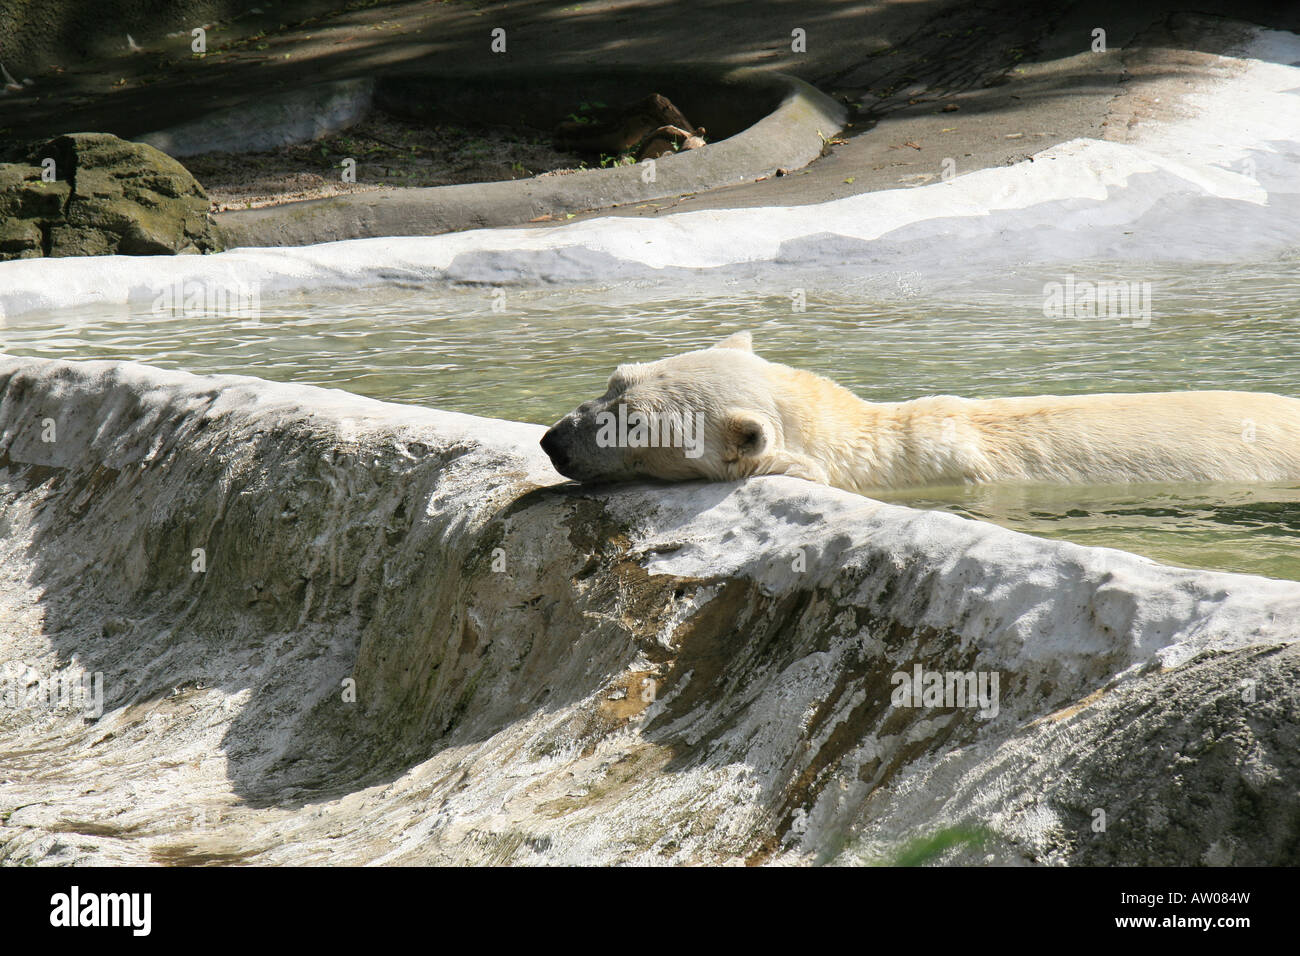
(182, 110), (608, 211)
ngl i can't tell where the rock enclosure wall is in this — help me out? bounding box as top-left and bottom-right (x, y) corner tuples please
(0, 133), (222, 260)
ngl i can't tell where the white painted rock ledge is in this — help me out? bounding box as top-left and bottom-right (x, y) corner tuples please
(1, 355), (1298, 865)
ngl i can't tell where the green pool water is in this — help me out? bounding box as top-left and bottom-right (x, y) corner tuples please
(2, 260), (1297, 580)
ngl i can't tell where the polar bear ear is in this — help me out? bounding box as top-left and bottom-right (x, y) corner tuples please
(722, 411), (770, 462)
(712, 331), (753, 352)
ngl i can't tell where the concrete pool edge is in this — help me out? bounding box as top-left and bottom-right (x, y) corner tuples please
(2, 353), (1298, 865)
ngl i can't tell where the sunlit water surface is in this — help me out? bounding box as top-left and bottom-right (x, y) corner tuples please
(2, 260), (1297, 579)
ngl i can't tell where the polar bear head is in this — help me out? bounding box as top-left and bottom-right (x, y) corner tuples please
(540, 331), (832, 486)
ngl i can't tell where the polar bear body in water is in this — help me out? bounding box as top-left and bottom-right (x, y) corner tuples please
(540, 332), (1300, 493)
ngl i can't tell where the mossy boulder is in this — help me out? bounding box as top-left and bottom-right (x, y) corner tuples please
(0, 132), (223, 260)
(0, 214), (48, 258)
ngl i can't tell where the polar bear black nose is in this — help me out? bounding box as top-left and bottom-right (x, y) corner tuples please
(540, 427), (569, 471)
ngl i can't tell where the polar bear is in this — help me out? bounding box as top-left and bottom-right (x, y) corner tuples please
(539, 331), (1300, 492)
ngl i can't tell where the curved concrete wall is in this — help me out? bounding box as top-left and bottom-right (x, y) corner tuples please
(198, 68), (845, 247)
(2, 354), (1297, 865)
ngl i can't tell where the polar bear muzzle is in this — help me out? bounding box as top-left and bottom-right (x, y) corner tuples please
(540, 406), (643, 483)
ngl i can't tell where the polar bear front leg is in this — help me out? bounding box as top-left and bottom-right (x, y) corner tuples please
(756, 450), (832, 485)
